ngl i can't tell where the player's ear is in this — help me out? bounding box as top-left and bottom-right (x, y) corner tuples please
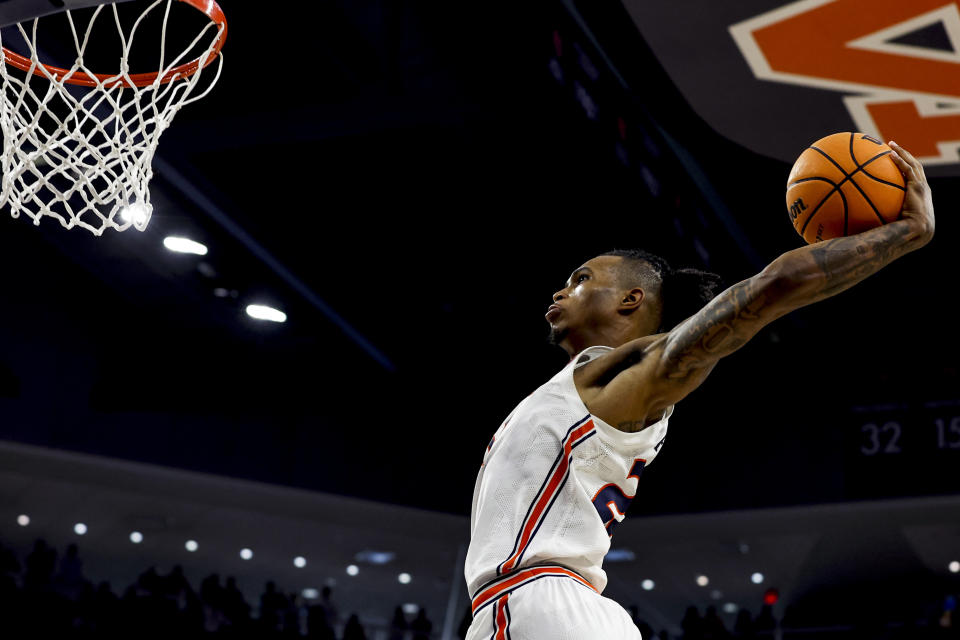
(619, 288), (644, 311)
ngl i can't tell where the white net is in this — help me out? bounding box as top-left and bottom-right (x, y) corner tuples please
(0, 0), (225, 235)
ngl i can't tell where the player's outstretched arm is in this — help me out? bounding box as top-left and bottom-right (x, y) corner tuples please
(583, 142), (935, 430)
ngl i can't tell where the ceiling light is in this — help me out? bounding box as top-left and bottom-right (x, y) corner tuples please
(163, 236), (208, 256)
(751, 572), (764, 584)
(402, 603), (419, 615)
(240, 548), (253, 560)
(641, 579), (654, 591)
(606, 548), (636, 562)
(130, 531), (143, 544)
(346, 564), (359, 576)
(398, 573), (412, 584)
(185, 540), (198, 552)
(355, 550), (395, 565)
(696, 575), (709, 587)
(246, 304), (286, 323)
(950, 561), (960, 573)
(723, 603), (738, 614)
(302, 588), (319, 599)
(294, 556), (307, 568)
(74, 523), (87, 535)
(711, 589), (723, 600)
(16, 514), (29, 526)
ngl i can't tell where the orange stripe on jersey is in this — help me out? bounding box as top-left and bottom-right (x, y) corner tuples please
(493, 594), (510, 640)
(471, 565), (597, 615)
(498, 418), (595, 575)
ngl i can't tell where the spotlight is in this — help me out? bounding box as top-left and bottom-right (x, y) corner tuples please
(240, 548), (253, 560)
(346, 565), (359, 576)
(723, 603), (738, 614)
(163, 236), (208, 256)
(302, 588), (319, 599)
(185, 540), (198, 552)
(16, 514), (29, 526)
(74, 523), (87, 535)
(294, 557), (307, 568)
(398, 573), (411, 584)
(751, 572), (764, 584)
(950, 561), (959, 574)
(246, 304), (287, 323)
(130, 531), (143, 544)
(641, 579), (654, 591)
(696, 575), (709, 587)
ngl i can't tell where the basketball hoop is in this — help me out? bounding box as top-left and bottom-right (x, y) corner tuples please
(0, 0), (227, 235)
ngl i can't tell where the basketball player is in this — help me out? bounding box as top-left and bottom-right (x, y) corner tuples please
(464, 141), (934, 640)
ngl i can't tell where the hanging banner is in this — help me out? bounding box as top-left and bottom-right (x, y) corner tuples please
(622, 0), (960, 176)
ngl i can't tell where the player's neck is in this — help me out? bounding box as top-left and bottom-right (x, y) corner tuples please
(561, 324), (644, 358)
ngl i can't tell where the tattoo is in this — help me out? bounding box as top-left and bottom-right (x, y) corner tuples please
(662, 276), (771, 379)
(807, 222), (912, 299)
(660, 219), (922, 381)
(616, 419), (650, 433)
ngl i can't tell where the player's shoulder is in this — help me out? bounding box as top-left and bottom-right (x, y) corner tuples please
(573, 333), (668, 388)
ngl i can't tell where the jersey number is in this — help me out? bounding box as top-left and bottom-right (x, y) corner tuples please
(591, 459), (645, 537)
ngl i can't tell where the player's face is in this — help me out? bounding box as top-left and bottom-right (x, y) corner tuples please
(546, 256), (624, 344)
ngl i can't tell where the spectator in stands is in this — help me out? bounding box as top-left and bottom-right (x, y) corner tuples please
(306, 603), (336, 639)
(734, 608), (755, 639)
(389, 605), (408, 640)
(939, 594), (956, 632)
(702, 605), (729, 639)
(200, 573), (227, 632)
(0, 542), (19, 577)
(343, 613), (367, 640)
(222, 576), (251, 628)
(23, 538), (56, 592)
(259, 580), (289, 632)
(92, 580), (121, 636)
(754, 604), (776, 635)
(411, 607), (433, 640)
(319, 586), (339, 630)
(681, 605), (704, 640)
(282, 590), (302, 636)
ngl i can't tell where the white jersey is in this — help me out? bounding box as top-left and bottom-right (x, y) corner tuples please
(465, 345), (673, 597)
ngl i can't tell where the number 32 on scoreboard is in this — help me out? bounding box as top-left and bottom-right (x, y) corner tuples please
(860, 422), (902, 456)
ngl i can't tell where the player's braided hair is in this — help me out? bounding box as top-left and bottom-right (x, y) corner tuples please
(601, 249), (724, 332)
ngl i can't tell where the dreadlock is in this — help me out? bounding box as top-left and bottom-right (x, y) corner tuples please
(601, 248), (724, 332)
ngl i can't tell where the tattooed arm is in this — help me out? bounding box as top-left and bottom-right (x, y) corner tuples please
(580, 142), (935, 432)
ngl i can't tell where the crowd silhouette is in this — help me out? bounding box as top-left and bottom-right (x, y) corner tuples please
(1, 538), (957, 639)
(0, 538), (435, 638)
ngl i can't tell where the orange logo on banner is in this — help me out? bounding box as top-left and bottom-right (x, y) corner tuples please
(731, 0), (960, 165)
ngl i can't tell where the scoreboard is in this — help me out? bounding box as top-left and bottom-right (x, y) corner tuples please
(844, 399), (960, 500)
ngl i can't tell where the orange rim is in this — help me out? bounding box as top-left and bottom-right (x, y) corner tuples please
(1, 0), (226, 88)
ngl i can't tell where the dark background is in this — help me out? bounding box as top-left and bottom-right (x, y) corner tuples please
(0, 0), (957, 519)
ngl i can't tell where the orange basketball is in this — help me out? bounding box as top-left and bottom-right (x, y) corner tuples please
(785, 132), (906, 244)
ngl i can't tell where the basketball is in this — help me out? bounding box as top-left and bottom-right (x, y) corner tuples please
(785, 132), (906, 244)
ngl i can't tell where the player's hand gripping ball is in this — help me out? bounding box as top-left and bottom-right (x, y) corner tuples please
(786, 132), (906, 244)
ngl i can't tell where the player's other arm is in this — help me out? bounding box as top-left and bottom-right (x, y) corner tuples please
(586, 142), (935, 429)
